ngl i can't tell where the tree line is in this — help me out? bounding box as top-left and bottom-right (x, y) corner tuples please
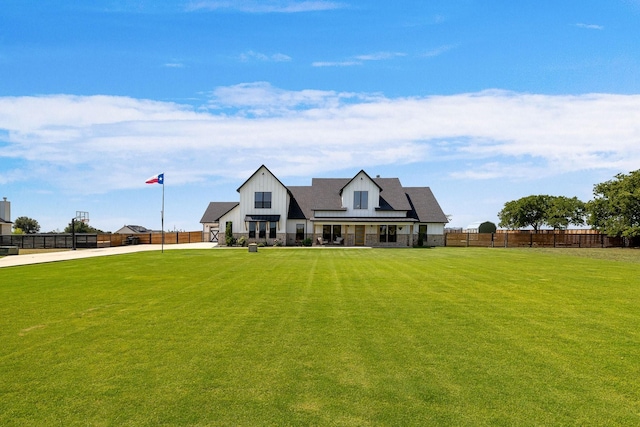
(11, 217), (103, 235)
(498, 169), (640, 245)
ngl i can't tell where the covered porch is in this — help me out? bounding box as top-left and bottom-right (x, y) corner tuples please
(312, 218), (417, 247)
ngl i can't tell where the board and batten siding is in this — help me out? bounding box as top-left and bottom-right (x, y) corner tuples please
(341, 171), (381, 217)
(425, 223), (445, 235)
(237, 166), (289, 233)
(218, 205), (241, 234)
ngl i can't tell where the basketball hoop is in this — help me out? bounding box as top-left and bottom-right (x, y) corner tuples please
(75, 211), (89, 224)
(71, 211), (89, 251)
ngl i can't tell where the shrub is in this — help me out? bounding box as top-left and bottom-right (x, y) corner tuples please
(225, 222), (235, 246)
(302, 238), (312, 247)
(237, 236), (248, 247)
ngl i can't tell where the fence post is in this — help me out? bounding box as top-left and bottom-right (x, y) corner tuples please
(466, 232), (470, 247)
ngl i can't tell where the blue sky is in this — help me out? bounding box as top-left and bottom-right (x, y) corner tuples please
(1, 0), (640, 232)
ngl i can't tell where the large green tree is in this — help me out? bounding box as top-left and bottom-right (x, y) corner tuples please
(13, 216), (40, 234)
(498, 195), (550, 232)
(546, 196), (586, 230)
(498, 195), (586, 232)
(587, 169), (640, 244)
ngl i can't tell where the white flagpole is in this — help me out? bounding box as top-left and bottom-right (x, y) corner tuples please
(161, 177), (165, 253)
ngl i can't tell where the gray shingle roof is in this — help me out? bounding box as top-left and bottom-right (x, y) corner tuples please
(404, 187), (449, 223)
(374, 177), (412, 211)
(288, 176), (439, 221)
(310, 178), (349, 210)
(287, 186), (315, 219)
(200, 202), (239, 223)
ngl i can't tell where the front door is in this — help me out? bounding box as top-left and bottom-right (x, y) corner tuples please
(355, 225), (365, 246)
(210, 229), (219, 243)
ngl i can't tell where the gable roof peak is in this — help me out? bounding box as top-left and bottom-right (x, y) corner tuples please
(236, 165), (288, 193)
(340, 169), (383, 194)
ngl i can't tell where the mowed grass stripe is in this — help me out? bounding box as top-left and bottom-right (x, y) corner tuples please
(1, 248), (639, 426)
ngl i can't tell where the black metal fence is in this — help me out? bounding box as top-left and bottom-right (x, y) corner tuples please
(0, 234), (98, 249)
(1, 231), (204, 250)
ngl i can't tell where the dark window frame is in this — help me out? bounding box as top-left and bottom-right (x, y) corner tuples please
(254, 192), (272, 209)
(353, 191), (368, 210)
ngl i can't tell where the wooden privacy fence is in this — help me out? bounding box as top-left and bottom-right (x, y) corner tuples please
(445, 232), (626, 248)
(2, 232), (204, 249)
(101, 231), (203, 247)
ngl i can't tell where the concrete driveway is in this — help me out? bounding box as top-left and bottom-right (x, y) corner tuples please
(0, 242), (218, 268)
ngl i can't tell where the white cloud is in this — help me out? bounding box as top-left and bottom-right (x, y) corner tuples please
(187, 1), (345, 13)
(239, 50), (292, 62)
(421, 45), (455, 58)
(1, 86), (639, 194)
(312, 60), (362, 67)
(313, 51), (406, 67)
(575, 23), (604, 30)
(354, 52), (406, 61)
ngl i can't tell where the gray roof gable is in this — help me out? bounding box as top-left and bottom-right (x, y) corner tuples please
(374, 177), (412, 211)
(200, 202), (239, 223)
(288, 176), (415, 218)
(404, 187), (449, 223)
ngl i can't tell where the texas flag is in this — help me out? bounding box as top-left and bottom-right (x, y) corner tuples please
(145, 173), (164, 185)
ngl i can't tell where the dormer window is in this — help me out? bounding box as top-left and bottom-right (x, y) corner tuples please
(255, 192), (272, 209)
(354, 191), (368, 209)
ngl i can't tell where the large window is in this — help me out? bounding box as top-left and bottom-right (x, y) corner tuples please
(323, 225), (342, 243)
(354, 191), (368, 209)
(379, 225), (397, 243)
(254, 192), (272, 209)
(379, 225), (387, 243)
(296, 224), (305, 241)
(249, 221), (273, 239)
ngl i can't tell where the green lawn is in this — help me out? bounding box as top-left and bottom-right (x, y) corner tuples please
(1, 248), (639, 426)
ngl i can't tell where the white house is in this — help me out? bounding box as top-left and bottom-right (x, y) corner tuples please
(200, 165), (448, 247)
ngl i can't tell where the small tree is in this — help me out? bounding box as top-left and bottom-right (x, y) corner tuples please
(225, 222), (236, 246)
(478, 221), (497, 234)
(587, 169), (640, 245)
(13, 216), (40, 234)
(64, 221), (103, 233)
